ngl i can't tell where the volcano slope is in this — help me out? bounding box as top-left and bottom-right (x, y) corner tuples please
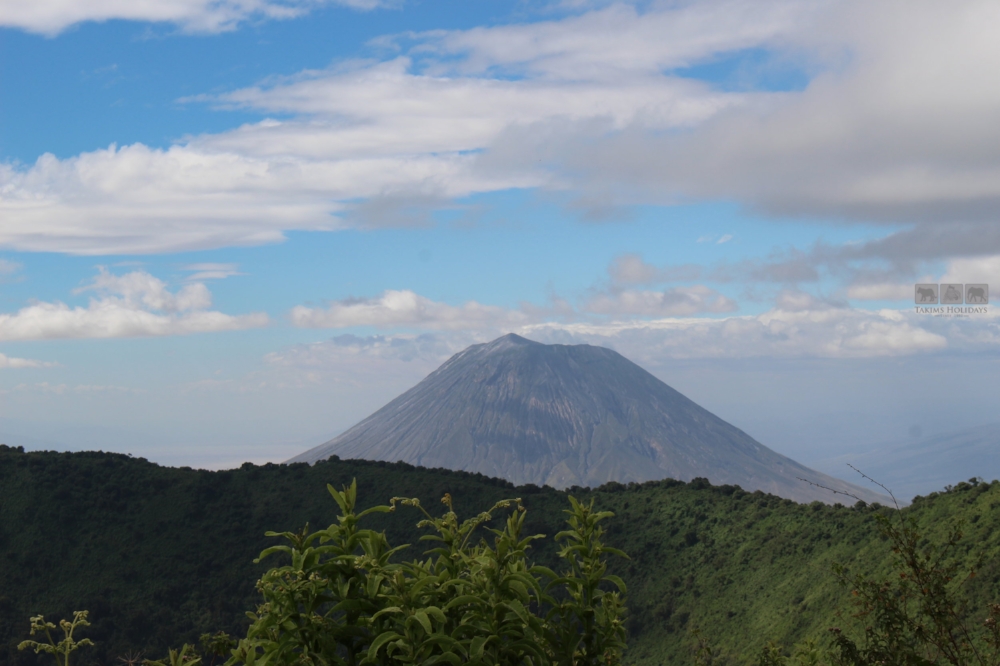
(290, 334), (885, 504)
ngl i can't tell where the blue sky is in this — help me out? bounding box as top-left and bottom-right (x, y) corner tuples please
(2, 0), (1000, 479)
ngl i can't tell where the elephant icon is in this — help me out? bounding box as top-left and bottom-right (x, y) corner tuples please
(967, 286), (988, 303)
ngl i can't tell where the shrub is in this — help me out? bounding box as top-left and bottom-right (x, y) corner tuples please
(225, 481), (628, 666)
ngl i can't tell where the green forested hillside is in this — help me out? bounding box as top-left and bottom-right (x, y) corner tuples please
(2, 444), (998, 665)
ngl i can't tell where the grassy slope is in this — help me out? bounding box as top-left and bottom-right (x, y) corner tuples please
(599, 478), (1000, 663)
(1, 445), (998, 665)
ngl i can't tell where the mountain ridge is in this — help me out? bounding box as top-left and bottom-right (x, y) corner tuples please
(6, 445), (990, 665)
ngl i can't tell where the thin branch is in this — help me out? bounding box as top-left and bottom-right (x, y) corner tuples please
(845, 464), (901, 513)
(795, 477), (864, 504)
(798, 465), (901, 515)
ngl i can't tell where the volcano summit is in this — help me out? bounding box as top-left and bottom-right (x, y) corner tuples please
(290, 334), (885, 504)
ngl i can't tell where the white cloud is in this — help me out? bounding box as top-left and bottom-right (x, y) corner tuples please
(608, 253), (661, 284)
(0, 145), (345, 254)
(847, 255), (1000, 301)
(291, 290), (530, 330)
(524, 306), (949, 359)
(0, 353), (55, 369)
(416, 1), (813, 81)
(281, 300), (959, 361)
(206, 56), (728, 141)
(606, 253), (707, 285)
(773, 289), (826, 311)
(716, 234), (733, 244)
(0, 126), (543, 254)
(268, 333), (461, 366)
(182, 263), (243, 280)
(0, 259), (21, 275)
(847, 282), (913, 301)
(586, 285), (737, 317)
(607, 254), (705, 286)
(1, 0), (396, 36)
(940, 256), (1000, 288)
(0, 3), (771, 255)
(76, 267), (212, 312)
(494, 0), (1000, 231)
(0, 269), (268, 341)
(2, 0), (999, 264)
(285, 282), (995, 359)
(263, 333), (468, 386)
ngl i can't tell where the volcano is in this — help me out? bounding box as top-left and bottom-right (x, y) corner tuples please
(289, 334), (887, 504)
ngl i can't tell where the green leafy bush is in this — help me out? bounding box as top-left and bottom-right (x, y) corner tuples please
(224, 481), (627, 666)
